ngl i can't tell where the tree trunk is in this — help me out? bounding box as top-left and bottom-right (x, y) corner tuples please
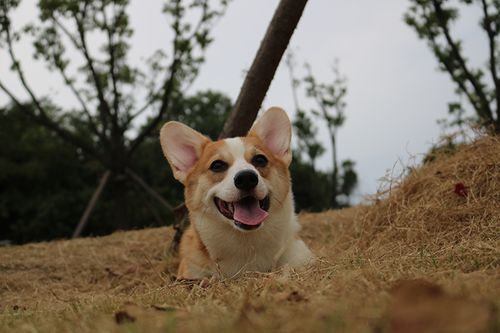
(72, 170), (111, 238)
(330, 133), (339, 208)
(219, 0), (309, 138)
(170, 0), (310, 253)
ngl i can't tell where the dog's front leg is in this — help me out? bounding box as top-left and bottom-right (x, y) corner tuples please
(278, 238), (315, 269)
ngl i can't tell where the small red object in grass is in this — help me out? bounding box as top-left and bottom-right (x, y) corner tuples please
(454, 183), (468, 197)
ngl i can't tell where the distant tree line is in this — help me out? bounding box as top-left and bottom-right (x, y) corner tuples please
(0, 91), (230, 243)
(0, 89), (357, 244)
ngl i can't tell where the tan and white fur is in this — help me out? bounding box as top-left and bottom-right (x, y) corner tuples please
(160, 107), (313, 279)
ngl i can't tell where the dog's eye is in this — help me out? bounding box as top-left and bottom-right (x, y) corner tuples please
(251, 154), (268, 168)
(209, 160), (228, 172)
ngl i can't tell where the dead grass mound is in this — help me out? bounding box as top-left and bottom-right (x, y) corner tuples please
(0, 135), (498, 333)
(354, 135), (500, 272)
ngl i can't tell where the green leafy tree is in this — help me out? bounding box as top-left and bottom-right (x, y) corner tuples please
(303, 62), (358, 208)
(0, 90), (232, 243)
(292, 109), (325, 167)
(0, 103), (98, 242)
(285, 52), (358, 208)
(289, 157), (332, 212)
(0, 0), (228, 235)
(285, 52), (325, 167)
(0, 87), (345, 242)
(338, 159), (358, 204)
(405, 0), (500, 133)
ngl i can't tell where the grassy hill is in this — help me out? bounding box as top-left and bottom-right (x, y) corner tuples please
(1, 136), (499, 332)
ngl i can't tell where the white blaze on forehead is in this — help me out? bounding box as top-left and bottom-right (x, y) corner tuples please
(224, 137), (253, 173)
(223, 137), (246, 159)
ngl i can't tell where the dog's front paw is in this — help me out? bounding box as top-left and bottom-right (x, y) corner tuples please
(279, 239), (315, 269)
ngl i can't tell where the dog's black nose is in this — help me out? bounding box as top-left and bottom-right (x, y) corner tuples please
(234, 170), (258, 190)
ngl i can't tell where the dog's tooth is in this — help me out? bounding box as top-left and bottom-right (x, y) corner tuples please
(229, 203), (234, 213)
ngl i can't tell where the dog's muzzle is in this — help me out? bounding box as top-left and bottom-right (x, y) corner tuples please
(214, 195), (270, 230)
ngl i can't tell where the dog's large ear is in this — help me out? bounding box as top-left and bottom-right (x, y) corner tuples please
(249, 107), (292, 165)
(160, 122), (209, 183)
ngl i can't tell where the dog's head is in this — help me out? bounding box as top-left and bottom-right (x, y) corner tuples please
(160, 107), (292, 231)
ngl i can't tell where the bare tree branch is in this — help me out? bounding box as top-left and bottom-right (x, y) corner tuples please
(74, 5), (115, 132)
(1, 24), (101, 159)
(51, 15), (82, 50)
(0, 80), (101, 159)
(416, 5), (481, 114)
(46, 22), (102, 140)
(304, 65), (339, 207)
(125, 92), (160, 125)
(126, 57), (180, 158)
(47, 17), (97, 126)
(432, 0), (494, 122)
(101, 3), (120, 121)
(126, 6), (184, 158)
(285, 51), (301, 113)
(480, 0), (500, 128)
(54, 60), (103, 138)
(51, 14), (113, 143)
(430, 37), (479, 111)
(125, 168), (174, 212)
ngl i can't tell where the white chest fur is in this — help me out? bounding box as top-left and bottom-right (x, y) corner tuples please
(192, 193), (313, 278)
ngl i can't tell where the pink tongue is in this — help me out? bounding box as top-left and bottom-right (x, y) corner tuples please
(233, 197), (268, 226)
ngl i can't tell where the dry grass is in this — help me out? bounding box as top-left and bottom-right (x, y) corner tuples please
(1, 136), (499, 333)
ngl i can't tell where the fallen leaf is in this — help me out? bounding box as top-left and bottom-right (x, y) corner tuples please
(286, 291), (307, 302)
(12, 305), (26, 311)
(386, 279), (495, 333)
(114, 310), (136, 324)
(105, 267), (119, 277)
(454, 182), (468, 197)
(151, 304), (177, 312)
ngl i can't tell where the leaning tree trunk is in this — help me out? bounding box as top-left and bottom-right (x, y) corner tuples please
(72, 171), (111, 238)
(170, 0), (310, 253)
(330, 132), (339, 209)
(219, 0), (309, 138)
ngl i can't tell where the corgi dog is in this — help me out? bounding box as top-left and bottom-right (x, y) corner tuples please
(160, 107), (313, 279)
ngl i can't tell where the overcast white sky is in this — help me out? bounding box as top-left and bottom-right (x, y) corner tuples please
(0, 1), (486, 202)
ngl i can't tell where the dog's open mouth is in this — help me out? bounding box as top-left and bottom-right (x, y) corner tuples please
(214, 195), (270, 230)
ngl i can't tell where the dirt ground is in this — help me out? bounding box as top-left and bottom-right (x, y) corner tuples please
(1, 136), (499, 332)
